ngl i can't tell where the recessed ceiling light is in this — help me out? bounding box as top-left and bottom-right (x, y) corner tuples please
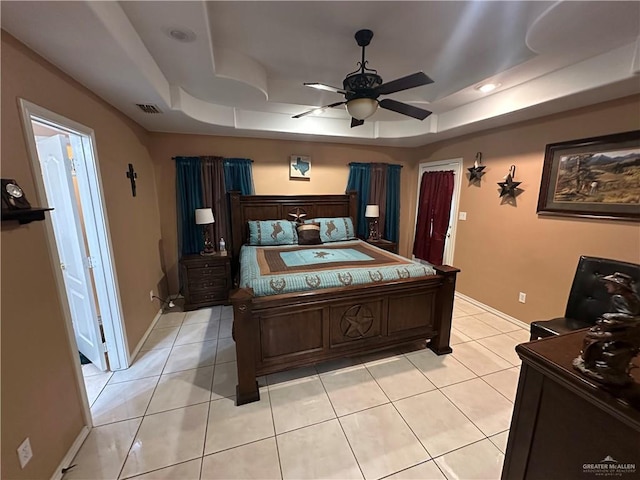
(476, 83), (501, 93)
(163, 27), (196, 43)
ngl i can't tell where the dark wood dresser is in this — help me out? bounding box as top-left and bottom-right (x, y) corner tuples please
(365, 238), (398, 253)
(502, 330), (640, 480)
(180, 253), (232, 311)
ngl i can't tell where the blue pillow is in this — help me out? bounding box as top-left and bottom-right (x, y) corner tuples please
(248, 220), (298, 246)
(306, 217), (356, 243)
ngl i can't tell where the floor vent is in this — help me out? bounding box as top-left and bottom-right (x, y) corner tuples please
(136, 104), (162, 114)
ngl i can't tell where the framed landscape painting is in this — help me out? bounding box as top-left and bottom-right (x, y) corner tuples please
(537, 130), (640, 221)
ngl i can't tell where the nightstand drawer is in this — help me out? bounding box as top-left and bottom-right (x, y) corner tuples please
(188, 267), (228, 280)
(189, 277), (228, 292)
(190, 289), (228, 305)
(181, 258), (226, 269)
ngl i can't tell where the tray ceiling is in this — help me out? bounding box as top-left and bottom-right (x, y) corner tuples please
(2, 1), (639, 146)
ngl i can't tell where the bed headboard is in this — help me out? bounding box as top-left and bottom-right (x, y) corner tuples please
(229, 191), (358, 260)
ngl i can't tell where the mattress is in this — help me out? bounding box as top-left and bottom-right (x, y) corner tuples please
(240, 239), (436, 297)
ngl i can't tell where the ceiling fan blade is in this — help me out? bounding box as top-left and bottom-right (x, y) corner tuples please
(379, 99), (432, 120)
(304, 83), (348, 95)
(375, 72), (433, 95)
(292, 101), (346, 119)
(351, 118), (365, 128)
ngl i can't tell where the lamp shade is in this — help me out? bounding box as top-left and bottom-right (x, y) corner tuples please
(346, 98), (378, 120)
(365, 205), (380, 218)
(195, 208), (215, 225)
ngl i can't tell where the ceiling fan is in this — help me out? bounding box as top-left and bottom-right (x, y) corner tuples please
(293, 29), (433, 128)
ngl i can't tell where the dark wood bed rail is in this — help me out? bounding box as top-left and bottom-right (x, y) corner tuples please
(231, 265), (459, 405)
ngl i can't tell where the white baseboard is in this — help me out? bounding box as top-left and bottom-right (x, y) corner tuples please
(455, 292), (530, 330)
(50, 426), (90, 480)
(129, 308), (163, 362)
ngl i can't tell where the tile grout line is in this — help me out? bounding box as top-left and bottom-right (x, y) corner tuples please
(477, 374), (517, 405)
(265, 384), (285, 480)
(198, 367), (217, 480)
(119, 307), (221, 478)
(438, 381), (511, 442)
(401, 338), (513, 457)
(101, 309), (183, 479)
(114, 351), (169, 479)
(361, 362), (436, 473)
(449, 341), (518, 376)
(315, 365), (367, 480)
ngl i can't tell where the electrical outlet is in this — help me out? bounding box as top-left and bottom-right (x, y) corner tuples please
(149, 290), (154, 302)
(518, 292), (526, 303)
(17, 437), (32, 469)
(458, 212), (467, 220)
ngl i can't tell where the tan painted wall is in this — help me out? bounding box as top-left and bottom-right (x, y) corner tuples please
(148, 134), (416, 293)
(411, 95), (640, 323)
(1, 32), (164, 479)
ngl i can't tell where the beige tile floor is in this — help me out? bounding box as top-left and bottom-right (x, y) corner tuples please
(74, 296), (528, 480)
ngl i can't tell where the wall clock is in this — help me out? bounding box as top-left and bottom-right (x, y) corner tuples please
(1, 179), (31, 210)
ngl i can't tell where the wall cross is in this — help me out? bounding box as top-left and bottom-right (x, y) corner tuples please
(126, 163), (137, 197)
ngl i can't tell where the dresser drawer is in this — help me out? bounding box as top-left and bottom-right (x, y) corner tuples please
(188, 277), (228, 292)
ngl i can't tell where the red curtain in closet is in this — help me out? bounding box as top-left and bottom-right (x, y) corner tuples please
(413, 170), (454, 265)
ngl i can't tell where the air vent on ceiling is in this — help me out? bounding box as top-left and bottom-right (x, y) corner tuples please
(136, 104), (163, 114)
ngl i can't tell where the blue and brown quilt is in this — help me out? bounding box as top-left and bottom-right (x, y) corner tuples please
(240, 240), (435, 296)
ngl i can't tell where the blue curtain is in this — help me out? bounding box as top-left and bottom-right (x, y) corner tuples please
(346, 163), (371, 238)
(385, 164), (402, 242)
(176, 156), (204, 256)
(224, 158), (254, 194)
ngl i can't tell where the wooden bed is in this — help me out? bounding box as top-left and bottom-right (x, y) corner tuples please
(229, 191), (459, 405)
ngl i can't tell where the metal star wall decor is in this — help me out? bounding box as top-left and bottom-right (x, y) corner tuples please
(498, 165), (522, 198)
(467, 152), (486, 182)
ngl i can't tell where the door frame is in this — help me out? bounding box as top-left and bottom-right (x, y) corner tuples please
(19, 100), (130, 379)
(413, 158), (463, 266)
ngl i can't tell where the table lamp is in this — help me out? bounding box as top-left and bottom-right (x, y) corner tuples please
(195, 208), (215, 255)
(365, 204), (380, 241)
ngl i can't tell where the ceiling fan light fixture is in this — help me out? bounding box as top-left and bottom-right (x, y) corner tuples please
(346, 98), (378, 120)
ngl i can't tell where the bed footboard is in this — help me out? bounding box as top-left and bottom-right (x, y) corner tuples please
(231, 266), (459, 406)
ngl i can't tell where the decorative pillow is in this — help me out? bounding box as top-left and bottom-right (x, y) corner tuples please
(306, 217), (356, 243)
(248, 220), (298, 246)
(297, 222), (322, 245)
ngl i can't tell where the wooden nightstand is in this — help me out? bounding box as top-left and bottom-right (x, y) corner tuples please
(365, 238), (398, 253)
(180, 253), (232, 311)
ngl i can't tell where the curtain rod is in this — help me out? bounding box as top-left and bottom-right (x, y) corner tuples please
(170, 157), (255, 162)
(348, 162), (403, 168)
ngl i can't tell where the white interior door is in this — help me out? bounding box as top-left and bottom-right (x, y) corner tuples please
(36, 135), (106, 370)
(414, 159), (463, 266)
